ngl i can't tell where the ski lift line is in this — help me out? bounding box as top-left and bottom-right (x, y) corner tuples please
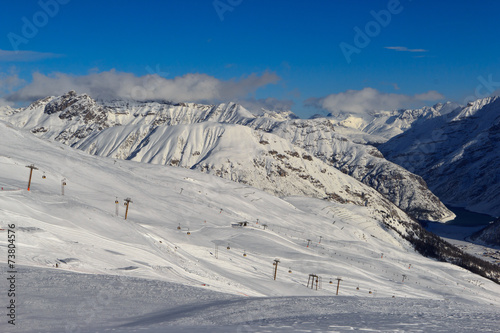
(7, 170), (478, 294)
(8, 194), (132, 233)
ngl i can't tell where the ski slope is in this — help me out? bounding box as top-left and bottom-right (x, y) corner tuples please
(1, 120), (499, 332)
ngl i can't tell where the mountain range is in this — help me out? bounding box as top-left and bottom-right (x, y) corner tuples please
(0, 91), (457, 222)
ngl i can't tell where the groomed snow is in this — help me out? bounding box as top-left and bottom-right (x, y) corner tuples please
(3, 266), (500, 333)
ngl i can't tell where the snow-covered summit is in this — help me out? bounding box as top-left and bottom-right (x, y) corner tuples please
(450, 96), (499, 122)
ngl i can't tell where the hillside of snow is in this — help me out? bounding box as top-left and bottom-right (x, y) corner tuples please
(0, 91), (455, 222)
(380, 96), (500, 217)
(0, 120), (500, 332)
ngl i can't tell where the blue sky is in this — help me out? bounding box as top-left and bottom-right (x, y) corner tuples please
(1, 0), (500, 117)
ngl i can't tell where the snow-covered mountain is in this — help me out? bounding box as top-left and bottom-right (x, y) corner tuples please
(380, 96), (500, 217)
(322, 101), (460, 144)
(1, 118), (500, 332)
(250, 118), (454, 222)
(0, 91), (454, 222)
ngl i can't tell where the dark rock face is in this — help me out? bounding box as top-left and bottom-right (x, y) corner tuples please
(44, 90), (79, 115)
(470, 218), (500, 246)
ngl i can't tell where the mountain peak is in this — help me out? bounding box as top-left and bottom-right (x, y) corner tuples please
(451, 96), (500, 122)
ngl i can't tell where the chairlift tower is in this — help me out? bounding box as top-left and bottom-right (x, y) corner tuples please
(124, 197), (133, 220)
(25, 164), (38, 191)
(307, 274), (320, 290)
(336, 277), (343, 295)
(273, 259), (280, 280)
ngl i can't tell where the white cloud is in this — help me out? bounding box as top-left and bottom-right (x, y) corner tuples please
(0, 49), (63, 62)
(0, 70), (25, 107)
(0, 72), (25, 92)
(7, 70), (280, 103)
(305, 87), (444, 115)
(384, 46), (428, 53)
(0, 98), (13, 107)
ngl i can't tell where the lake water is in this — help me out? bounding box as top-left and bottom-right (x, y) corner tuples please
(424, 206), (498, 250)
(443, 205), (496, 226)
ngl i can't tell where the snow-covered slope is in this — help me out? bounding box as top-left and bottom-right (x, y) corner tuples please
(0, 119), (419, 294)
(76, 121), (413, 215)
(380, 96), (500, 217)
(0, 91), (454, 222)
(1, 120), (500, 332)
